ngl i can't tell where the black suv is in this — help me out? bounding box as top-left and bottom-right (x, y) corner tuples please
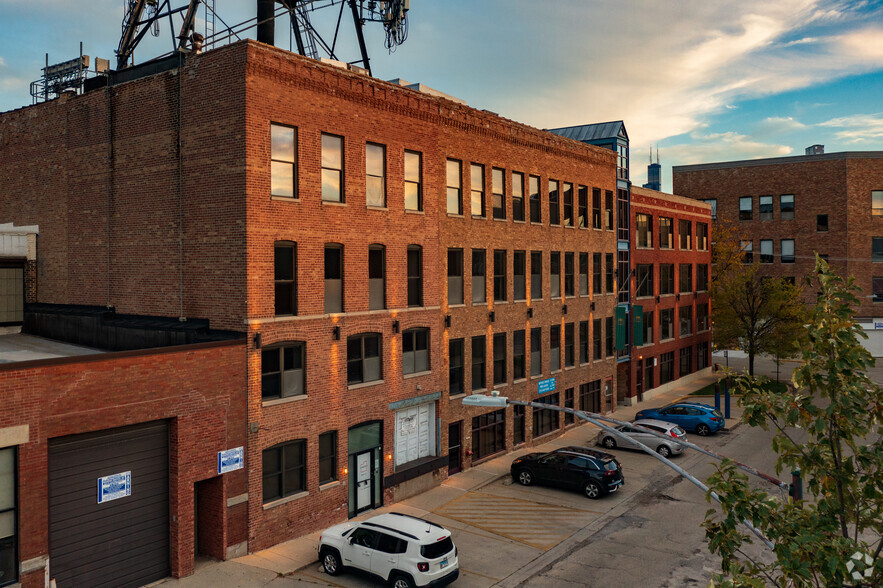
(510, 446), (624, 499)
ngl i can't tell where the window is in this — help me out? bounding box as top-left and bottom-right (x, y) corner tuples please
(404, 150), (422, 211)
(679, 264), (692, 293)
(513, 251), (526, 301)
(874, 238), (883, 263)
(659, 264), (674, 295)
(605, 316), (614, 358)
(739, 196), (752, 221)
(760, 240), (773, 264)
(492, 168), (505, 220)
(447, 249), (464, 305)
(636, 264), (653, 298)
(679, 305), (692, 336)
(493, 333), (507, 385)
(262, 343), (306, 400)
(759, 195), (773, 221)
(271, 124), (297, 198)
(678, 220), (691, 250)
(407, 245), (423, 307)
(679, 346), (693, 376)
(449, 339), (464, 395)
(660, 308), (674, 340)
(874, 278), (883, 303)
(697, 223), (708, 251)
(324, 244), (343, 313)
(636, 213), (653, 248)
(564, 388), (575, 425)
(513, 405), (526, 445)
(593, 253), (602, 294)
(579, 320), (589, 363)
(274, 242), (296, 316)
(550, 252), (561, 299)
(817, 214), (828, 232)
(321, 133), (344, 202)
(530, 327), (542, 376)
(644, 357), (654, 390)
(263, 440), (305, 503)
(579, 253), (589, 296)
(529, 175), (541, 223)
(533, 394), (560, 437)
(550, 324), (561, 371)
(347, 333), (382, 384)
(617, 188), (629, 241)
(369, 245), (385, 310)
(471, 163), (485, 217)
(617, 251), (630, 304)
(472, 410), (505, 459)
(512, 172), (525, 221)
(659, 217), (673, 249)
(697, 302), (709, 331)
(592, 188), (602, 229)
(780, 194), (794, 220)
(513, 330), (526, 380)
(403, 328), (430, 374)
(0, 447), (15, 585)
(564, 252), (575, 297)
(660, 352), (674, 384)
(494, 250), (507, 302)
(530, 251), (542, 300)
(446, 159), (462, 215)
(741, 240), (753, 264)
(578, 186), (588, 228)
(319, 431), (337, 485)
(563, 182), (574, 227)
(365, 143), (385, 207)
(642, 310), (654, 345)
(874, 191), (883, 216)
(781, 239), (795, 264)
(605, 190), (614, 230)
(696, 341), (709, 370)
(549, 180), (560, 225)
(703, 198), (717, 220)
(580, 381), (601, 413)
(617, 143), (629, 179)
(564, 323), (575, 368)
(471, 336), (486, 391)
(472, 249), (486, 303)
(697, 264), (709, 292)
(593, 318), (602, 360)
(605, 253), (614, 294)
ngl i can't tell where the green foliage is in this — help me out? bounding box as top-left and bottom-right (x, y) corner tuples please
(703, 257), (883, 587)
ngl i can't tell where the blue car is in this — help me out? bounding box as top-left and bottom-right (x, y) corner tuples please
(635, 402), (724, 436)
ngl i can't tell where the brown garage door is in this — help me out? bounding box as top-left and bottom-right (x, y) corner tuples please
(49, 421), (170, 588)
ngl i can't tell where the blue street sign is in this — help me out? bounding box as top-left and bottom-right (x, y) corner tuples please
(218, 446), (244, 475)
(538, 378), (556, 394)
(97, 471), (131, 504)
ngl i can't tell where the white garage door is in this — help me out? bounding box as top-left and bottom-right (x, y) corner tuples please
(395, 403), (435, 466)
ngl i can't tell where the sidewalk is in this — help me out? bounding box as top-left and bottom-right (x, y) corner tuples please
(161, 368), (733, 585)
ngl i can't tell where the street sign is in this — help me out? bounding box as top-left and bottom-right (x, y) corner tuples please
(217, 447), (244, 475)
(538, 378), (555, 394)
(97, 471), (131, 504)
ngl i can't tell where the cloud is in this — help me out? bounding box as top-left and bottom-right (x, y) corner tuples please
(754, 116), (807, 136)
(818, 112), (883, 143)
(0, 56), (5, 68)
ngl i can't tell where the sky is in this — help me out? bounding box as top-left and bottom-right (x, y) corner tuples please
(2, 0), (882, 192)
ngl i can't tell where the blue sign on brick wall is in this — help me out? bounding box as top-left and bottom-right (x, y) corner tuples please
(97, 471), (131, 504)
(218, 446), (244, 475)
(538, 378), (556, 394)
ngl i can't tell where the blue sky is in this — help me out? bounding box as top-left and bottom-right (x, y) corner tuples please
(2, 0), (882, 191)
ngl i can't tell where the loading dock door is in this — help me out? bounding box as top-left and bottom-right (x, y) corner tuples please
(48, 421), (170, 588)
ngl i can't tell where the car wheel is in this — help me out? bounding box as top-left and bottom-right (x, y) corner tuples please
(696, 424), (711, 436)
(391, 573), (416, 588)
(656, 445), (672, 458)
(516, 469), (533, 486)
(321, 548), (342, 576)
(602, 437), (617, 449)
(583, 480), (602, 499)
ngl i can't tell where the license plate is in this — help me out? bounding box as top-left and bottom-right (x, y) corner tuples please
(440, 558), (448, 569)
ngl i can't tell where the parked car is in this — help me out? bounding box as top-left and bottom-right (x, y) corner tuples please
(318, 512), (459, 588)
(635, 402), (725, 436)
(595, 419), (687, 458)
(510, 446), (624, 499)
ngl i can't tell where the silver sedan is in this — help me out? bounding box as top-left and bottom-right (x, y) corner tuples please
(596, 419), (687, 458)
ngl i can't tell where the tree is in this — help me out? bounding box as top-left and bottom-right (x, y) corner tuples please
(703, 257), (883, 587)
(711, 219), (805, 375)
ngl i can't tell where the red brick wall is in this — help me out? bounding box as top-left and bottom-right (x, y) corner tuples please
(0, 340), (247, 585)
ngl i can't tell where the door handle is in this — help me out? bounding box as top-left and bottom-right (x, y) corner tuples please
(388, 558), (396, 563)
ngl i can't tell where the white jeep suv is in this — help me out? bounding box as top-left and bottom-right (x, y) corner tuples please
(318, 512), (459, 588)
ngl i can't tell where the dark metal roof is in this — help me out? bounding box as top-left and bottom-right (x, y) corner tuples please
(546, 121), (628, 143)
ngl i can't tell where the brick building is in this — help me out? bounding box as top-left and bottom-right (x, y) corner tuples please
(0, 37), (623, 579)
(673, 151), (883, 355)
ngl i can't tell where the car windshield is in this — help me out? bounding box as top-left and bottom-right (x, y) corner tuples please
(421, 536), (454, 560)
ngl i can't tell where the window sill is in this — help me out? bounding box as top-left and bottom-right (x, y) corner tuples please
(493, 217), (507, 222)
(262, 394), (309, 408)
(367, 205), (388, 211)
(472, 215), (487, 220)
(271, 195), (300, 202)
(263, 490), (309, 510)
(348, 379), (385, 391)
(513, 220), (526, 224)
(322, 200), (347, 207)
(494, 300), (508, 305)
(513, 378), (527, 385)
(405, 209), (425, 215)
(449, 392), (469, 400)
(493, 382), (507, 389)
(448, 303), (466, 309)
(550, 224), (561, 228)
(447, 213), (464, 218)
(470, 387), (487, 394)
(403, 370), (432, 380)
(531, 222), (544, 226)
(319, 480), (342, 492)
(513, 298), (527, 303)
(564, 225), (576, 230)
(550, 369), (562, 375)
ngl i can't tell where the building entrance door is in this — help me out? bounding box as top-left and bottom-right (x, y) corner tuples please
(447, 421), (462, 474)
(354, 450), (374, 512)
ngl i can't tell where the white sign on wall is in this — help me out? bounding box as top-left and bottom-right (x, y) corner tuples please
(97, 471), (131, 504)
(217, 447), (244, 475)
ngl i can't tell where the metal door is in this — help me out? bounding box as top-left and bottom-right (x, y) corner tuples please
(447, 421), (462, 474)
